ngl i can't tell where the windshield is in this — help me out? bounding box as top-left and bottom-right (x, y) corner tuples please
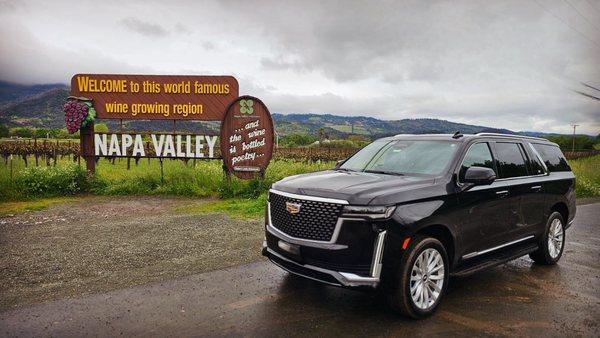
(340, 139), (459, 176)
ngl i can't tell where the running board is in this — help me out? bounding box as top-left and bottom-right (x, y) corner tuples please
(451, 242), (539, 277)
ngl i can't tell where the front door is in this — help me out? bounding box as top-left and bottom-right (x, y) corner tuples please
(455, 142), (515, 257)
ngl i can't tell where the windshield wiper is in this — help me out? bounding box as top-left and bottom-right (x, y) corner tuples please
(364, 169), (404, 176)
(335, 167), (356, 172)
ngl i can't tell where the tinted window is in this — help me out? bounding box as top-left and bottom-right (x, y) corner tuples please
(532, 144), (571, 172)
(529, 156), (545, 175)
(527, 144), (546, 175)
(495, 142), (529, 178)
(459, 143), (494, 181)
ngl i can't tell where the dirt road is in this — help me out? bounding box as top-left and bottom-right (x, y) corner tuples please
(1, 203), (598, 337)
(0, 196), (263, 311)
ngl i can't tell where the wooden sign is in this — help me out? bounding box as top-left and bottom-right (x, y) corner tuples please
(70, 74), (238, 120)
(220, 96), (274, 179)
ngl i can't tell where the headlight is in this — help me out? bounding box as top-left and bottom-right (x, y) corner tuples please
(342, 205), (396, 219)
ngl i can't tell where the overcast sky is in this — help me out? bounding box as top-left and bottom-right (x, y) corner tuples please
(1, 0), (599, 134)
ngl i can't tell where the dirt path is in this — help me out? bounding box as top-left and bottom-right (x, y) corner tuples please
(0, 196), (263, 311)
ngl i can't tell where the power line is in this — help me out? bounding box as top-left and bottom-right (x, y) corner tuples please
(563, 0), (600, 33)
(574, 90), (600, 101)
(532, 0), (600, 50)
(581, 82), (600, 93)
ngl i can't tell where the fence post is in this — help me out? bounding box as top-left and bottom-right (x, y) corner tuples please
(159, 158), (164, 183)
(34, 137), (39, 166)
(54, 139), (58, 166)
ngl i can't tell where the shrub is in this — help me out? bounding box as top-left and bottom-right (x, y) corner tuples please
(16, 163), (89, 198)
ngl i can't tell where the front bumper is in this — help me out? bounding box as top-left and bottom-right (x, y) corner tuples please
(262, 230), (387, 288)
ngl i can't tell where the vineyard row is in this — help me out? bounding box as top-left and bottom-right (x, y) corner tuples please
(0, 139), (358, 165)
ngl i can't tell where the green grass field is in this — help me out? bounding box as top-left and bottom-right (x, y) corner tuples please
(569, 155), (600, 198)
(0, 156), (335, 218)
(1, 154), (599, 218)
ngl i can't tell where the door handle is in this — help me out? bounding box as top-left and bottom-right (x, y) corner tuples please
(530, 185), (542, 191)
(495, 190), (509, 197)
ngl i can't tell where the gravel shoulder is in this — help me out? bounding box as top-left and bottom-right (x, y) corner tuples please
(0, 196), (264, 311)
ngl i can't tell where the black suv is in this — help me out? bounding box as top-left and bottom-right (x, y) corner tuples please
(262, 133), (576, 318)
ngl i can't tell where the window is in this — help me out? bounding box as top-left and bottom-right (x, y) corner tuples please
(495, 142), (529, 178)
(459, 142), (494, 181)
(532, 144), (571, 172)
(527, 144), (546, 175)
(340, 140), (459, 176)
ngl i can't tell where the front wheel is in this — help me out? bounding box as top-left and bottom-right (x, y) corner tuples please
(385, 236), (449, 319)
(530, 211), (565, 265)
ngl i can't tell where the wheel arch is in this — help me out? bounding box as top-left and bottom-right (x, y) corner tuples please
(415, 224), (456, 268)
(550, 201), (569, 223)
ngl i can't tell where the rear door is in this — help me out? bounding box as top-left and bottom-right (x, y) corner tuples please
(518, 143), (548, 233)
(491, 141), (533, 240)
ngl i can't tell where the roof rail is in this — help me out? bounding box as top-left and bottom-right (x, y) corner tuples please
(475, 133), (548, 141)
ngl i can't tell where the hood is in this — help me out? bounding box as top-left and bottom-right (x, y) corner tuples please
(271, 170), (444, 205)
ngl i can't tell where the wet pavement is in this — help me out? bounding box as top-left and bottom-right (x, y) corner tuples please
(1, 203), (599, 337)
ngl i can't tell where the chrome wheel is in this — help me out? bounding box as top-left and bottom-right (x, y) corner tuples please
(548, 218), (564, 259)
(410, 248), (445, 310)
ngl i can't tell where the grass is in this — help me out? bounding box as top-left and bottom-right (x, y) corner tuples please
(1, 154), (599, 218)
(0, 196), (77, 217)
(0, 156), (334, 217)
(174, 194), (267, 220)
(570, 155), (600, 198)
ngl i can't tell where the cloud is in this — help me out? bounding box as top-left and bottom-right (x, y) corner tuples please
(119, 17), (169, 37)
(0, 23), (150, 84)
(0, 0), (22, 13)
(0, 0), (598, 134)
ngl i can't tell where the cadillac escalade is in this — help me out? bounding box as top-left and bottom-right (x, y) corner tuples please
(262, 133), (576, 318)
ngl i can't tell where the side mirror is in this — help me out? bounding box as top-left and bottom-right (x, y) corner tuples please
(464, 166), (496, 186)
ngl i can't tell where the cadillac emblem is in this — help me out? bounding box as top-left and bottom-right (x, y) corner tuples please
(285, 201), (302, 214)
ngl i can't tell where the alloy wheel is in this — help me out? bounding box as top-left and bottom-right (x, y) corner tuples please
(548, 218), (564, 259)
(409, 248), (445, 310)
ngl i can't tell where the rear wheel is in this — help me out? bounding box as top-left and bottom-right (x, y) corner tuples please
(385, 236), (449, 318)
(530, 211), (565, 265)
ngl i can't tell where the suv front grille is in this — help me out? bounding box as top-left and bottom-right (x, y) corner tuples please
(269, 192), (344, 241)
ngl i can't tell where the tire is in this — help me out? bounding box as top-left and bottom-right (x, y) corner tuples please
(385, 236), (449, 319)
(530, 211), (565, 265)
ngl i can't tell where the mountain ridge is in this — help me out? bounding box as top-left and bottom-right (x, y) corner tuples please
(0, 83), (573, 137)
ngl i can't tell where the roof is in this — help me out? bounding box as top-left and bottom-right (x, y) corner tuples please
(387, 132), (552, 143)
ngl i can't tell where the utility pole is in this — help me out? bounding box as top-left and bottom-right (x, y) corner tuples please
(570, 124), (579, 153)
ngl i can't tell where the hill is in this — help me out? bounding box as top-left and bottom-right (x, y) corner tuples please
(0, 81), (67, 107)
(272, 113), (516, 138)
(0, 82), (573, 138)
(0, 87), (70, 128)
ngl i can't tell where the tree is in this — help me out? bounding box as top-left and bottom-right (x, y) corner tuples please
(547, 135), (595, 151)
(281, 133), (318, 147)
(94, 123), (109, 133)
(11, 127), (34, 138)
(318, 128), (328, 141)
(33, 128), (49, 138)
(0, 124), (8, 138)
